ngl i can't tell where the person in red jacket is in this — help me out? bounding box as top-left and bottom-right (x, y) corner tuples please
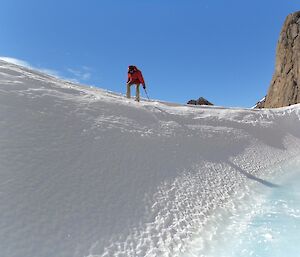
(126, 65), (146, 102)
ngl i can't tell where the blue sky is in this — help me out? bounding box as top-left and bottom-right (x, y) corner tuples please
(0, 0), (299, 107)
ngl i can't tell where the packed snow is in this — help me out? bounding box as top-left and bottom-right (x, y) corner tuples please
(0, 60), (300, 257)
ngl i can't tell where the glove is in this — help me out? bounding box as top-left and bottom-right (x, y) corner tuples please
(143, 85), (146, 89)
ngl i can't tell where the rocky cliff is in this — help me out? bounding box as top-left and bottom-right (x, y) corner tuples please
(264, 11), (300, 108)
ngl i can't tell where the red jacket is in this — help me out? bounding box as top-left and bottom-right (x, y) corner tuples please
(127, 66), (145, 86)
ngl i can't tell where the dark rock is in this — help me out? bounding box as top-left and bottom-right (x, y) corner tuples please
(253, 96), (266, 109)
(187, 100), (197, 105)
(187, 97), (213, 106)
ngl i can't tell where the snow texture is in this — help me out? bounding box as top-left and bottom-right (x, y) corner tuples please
(0, 60), (300, 257)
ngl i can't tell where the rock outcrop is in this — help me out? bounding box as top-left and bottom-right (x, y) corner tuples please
(264, 11), (300, 108)
(187, 97), (213, 106)
(253, 96), (266, 109)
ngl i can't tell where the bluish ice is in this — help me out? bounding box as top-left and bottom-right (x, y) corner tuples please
(190, 159), (300, 257)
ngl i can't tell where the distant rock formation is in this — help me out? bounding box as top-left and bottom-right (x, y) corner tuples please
(264, 11), (300, 108)
(187, 97), (213, 106)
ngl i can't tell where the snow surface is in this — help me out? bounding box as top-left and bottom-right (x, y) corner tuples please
(0, 60), (300, 257)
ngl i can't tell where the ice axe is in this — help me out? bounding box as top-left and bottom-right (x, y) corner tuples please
(143, 86), (150, 100)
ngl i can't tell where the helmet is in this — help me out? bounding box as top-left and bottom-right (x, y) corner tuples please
(128, 65), (136, 74)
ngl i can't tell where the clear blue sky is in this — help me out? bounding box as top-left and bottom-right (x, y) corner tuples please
(0, 0), (299, 107)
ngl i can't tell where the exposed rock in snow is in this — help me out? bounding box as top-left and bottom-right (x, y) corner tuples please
(1, 59), (300, 257)
(253, 96), (266, 109)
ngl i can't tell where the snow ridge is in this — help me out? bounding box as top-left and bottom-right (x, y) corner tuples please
(0, 60), (300, 257)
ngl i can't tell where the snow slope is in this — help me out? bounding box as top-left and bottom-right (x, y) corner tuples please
(0, 60), (300, 257)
